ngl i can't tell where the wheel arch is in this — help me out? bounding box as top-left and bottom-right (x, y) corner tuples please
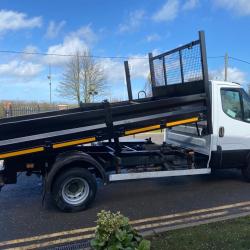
(46, 150), (108, 193)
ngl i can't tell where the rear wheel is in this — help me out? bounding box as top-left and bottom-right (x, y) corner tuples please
(52, 168), (97, 212)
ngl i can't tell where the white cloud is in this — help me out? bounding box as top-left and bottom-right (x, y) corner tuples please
(210, 67), (246, 83)
(99, 54), (149, 84)
(146, 33), (161, 42)
(152, 0), (199, 22)
(46, 37), (88, 65)
(128, 55), (149, 79)
(182, 0), (199, 11)
(153, 0), (180, 22)
(0, 25), (98, 84)
(0, 60), (43, 78)
(100, 58), (124, 82)
(213, 0), (250, 16)
(45, 25), (97, 65)
(23, 45), (38, 53)
(119, 10), (145, 33)
(22, 45), (39, 60)
(71, 25), (98, 44)
(0, 10), (42, 33)
(0, 45), (43, 83)
(45, 20), (66, 39)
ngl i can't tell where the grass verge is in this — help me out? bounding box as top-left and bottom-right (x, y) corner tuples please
(150, 215), (250, 250)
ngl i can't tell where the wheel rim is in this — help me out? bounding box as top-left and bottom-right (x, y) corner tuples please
(62, 177), (90, 206)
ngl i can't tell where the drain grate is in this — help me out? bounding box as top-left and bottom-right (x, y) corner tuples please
(48, 240), (91, 250)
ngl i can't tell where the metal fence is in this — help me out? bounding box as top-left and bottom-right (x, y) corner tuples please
(0, 103), (70, 118)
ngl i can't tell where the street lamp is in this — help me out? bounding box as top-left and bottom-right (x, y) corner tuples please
(47, 64), (52, 104)
(89, 90), (98, 102)
(88, 84), (98, 102)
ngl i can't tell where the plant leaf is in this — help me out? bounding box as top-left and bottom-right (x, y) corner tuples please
(138, 239), (151, 250)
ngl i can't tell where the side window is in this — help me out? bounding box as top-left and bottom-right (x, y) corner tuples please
(242, 91), (250, 122)
(221, 89), (242, 120)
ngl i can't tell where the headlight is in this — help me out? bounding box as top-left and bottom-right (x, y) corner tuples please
(0, 160), (4, 171)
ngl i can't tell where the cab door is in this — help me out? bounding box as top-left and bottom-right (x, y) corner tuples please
(216, 86), (250, 168)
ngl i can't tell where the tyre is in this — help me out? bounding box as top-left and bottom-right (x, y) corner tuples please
(242, 162), (250, 182)
(51, 168), (97, 212)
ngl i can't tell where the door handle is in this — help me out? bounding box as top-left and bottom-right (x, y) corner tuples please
(219, 127), (225, 137)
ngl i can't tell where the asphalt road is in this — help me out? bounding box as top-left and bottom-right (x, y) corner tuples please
(1, 133), (250, 248)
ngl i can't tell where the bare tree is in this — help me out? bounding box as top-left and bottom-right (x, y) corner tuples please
(81, 50), (107, 103)
(57, 50), (107, 105)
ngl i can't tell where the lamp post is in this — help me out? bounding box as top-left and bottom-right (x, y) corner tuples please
(89, 90), (98, 102)
(47, 64), (52, 104)
(88, 84), (98, 102)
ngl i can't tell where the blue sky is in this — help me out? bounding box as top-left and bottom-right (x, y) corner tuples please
(0, 0), (249, 103)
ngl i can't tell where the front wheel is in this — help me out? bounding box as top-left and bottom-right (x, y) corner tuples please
(52, 168), (97, 212)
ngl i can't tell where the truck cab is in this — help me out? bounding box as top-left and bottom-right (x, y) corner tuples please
(166, 80), (250, 174)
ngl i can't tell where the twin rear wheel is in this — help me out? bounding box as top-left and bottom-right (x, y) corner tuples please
(51, 168), (97, 212)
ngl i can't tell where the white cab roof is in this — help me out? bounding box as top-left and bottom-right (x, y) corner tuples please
(210, 80), (241, 88)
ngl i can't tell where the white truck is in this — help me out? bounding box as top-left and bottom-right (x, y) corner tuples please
(0, 31), (249, 212)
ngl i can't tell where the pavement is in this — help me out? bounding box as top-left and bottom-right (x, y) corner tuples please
(1, 133), (250, 249)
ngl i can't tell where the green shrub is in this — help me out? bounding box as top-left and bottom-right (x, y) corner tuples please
(91, 210), (151, 250)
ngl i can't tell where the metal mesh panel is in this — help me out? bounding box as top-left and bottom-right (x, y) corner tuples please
(153, 58), (165, 86)
(182, 44), (203, 82)
(152, 42), (203, 86)
(165, 52), (182, 85)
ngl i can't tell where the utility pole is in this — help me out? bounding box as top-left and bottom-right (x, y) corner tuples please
(47, 64), (52, 104)
(225, 53), (228, 81)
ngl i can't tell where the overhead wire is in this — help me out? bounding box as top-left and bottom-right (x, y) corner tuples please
(0, 50), (147, 60)
(229, 56), (250, 65)
(0, 49), (225, 61)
